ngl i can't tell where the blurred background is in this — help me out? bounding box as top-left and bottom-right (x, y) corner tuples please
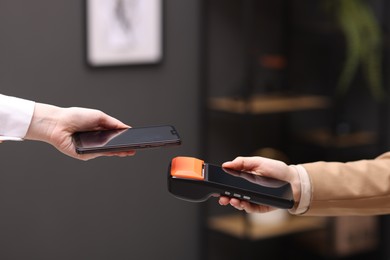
(0, 0), (200, 259)
(0, 0), (390, 259)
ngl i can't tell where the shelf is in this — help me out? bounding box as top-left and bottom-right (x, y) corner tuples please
(208, 94), (331, 114)
(302, 129), (377, 148)
(208, 214), (327, 240)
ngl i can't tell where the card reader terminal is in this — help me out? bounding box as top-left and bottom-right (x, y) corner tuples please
(168, 157), (294, 209)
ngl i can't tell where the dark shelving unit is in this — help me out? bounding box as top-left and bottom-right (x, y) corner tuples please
(199, 0), (389, 259)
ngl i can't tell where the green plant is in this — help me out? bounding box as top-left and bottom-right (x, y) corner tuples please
(327, 0), (384, 101)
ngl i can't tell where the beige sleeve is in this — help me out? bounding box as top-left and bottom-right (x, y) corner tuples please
(301, 152), (390, 216)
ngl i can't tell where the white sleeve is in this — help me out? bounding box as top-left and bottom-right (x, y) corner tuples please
(0, 94), (35, 140)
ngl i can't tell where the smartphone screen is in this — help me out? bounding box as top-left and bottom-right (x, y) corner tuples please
(72, 125), (181, 154)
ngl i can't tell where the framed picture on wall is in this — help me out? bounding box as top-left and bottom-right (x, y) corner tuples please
(86, 0), (163, 66)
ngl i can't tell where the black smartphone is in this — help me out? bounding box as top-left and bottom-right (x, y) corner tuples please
(72, 125), (181, 154)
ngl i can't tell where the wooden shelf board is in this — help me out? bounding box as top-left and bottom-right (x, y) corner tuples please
(302, 129), (377, 148)
(208, 214), (327, 240)
(208, 95), (331, 114)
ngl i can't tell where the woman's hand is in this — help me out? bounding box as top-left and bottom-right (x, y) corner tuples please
(25, 103), (135, 160)
(218, 156), (301, 213)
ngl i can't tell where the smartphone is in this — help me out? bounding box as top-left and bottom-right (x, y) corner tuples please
(168, 157), (294, 209)
(72, 125), (181, 154)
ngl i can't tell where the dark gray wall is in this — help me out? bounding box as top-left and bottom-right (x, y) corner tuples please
(0, 1), (200, 259)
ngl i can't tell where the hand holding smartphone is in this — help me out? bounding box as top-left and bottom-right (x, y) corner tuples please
(72, 125), (181, 154)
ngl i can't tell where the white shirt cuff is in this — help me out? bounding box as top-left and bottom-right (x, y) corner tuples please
(288, 165), (312, 215)
(0, 94), (35, 139)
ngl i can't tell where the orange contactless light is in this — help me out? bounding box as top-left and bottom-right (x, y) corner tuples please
(171, 157), (205, 181)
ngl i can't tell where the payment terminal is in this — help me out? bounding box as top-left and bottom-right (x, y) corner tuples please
(168, 157), (294, 209)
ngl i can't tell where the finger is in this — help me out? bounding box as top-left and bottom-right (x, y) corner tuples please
(75, 150), (136, 161)
(229, 198), (274, 214)
(219, 196), (231, 206)
(97, 111), (131, 130)
(229, 198), (245, 210)
(104, 150), (136, 157)
(221, 159), (244, 170)
(221, 161), (234, 168)
(222, 156), (259, 172)
(244, 203), (275, 214)
(241, 202), (263, 213)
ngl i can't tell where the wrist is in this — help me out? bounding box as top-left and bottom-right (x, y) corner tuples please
(25, 103), (62, 142)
